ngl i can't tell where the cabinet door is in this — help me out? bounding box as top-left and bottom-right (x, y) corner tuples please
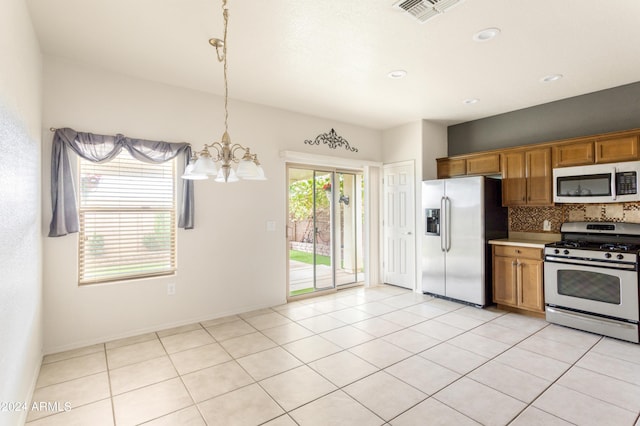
(517, 258), (544, 312)
(466, 153), (501, 175)
(501, 151), (527, 206)
(526, 148), (553, 206)
(437, 158), (466, 179)
(595, 135), (639, 163)
(552, 141), (594, 167)
(493, 255), (518, 306)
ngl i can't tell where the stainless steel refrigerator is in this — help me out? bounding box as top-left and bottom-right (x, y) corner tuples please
(422, 176), (507, 307)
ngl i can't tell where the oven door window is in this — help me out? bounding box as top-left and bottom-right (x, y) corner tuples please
(557, 173), (611, 197)
(557, 269), (620, 304)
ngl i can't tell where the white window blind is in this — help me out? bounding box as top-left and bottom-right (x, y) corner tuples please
(78, 150), (176, 284)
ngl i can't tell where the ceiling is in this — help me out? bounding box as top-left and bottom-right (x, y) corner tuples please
(26, 0), (640, 130)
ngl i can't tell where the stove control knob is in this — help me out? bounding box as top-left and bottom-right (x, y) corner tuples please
(563, 249), (570, 255)
(617, 254), (624, 260)
(554, 249), (560, 254)
(605, 253), (612, 259)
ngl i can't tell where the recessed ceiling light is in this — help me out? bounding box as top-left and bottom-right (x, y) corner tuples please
(388, 70), (407, 79)
(472, 28), (501, 42)
(540, 74), (563, 83)
(463, 98), (479, 105)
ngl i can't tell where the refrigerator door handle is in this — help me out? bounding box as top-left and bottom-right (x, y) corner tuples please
(445, 196), (452, 252)
(440, 196), (446, 252)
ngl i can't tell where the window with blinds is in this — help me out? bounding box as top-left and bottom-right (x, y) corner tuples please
(78, 150), (176, 284)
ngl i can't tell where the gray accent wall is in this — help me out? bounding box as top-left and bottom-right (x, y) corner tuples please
(448, 81), (640, 156)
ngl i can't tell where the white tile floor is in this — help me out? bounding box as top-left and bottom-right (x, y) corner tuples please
(26, 285), (640, 425)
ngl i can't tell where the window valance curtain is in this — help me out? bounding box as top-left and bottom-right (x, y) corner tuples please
(49, 127), (194, 237)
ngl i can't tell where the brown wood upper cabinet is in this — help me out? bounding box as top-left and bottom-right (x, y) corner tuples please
(435, 129), (640, 201)
(436, 158), (466, 179)
(552, 141), (594, 167)
(502, 147), (552, 206)
(437, 153), (501, 178)
(466, 153), (501, 176)
(551, 134), (640, 168)
(595, 135), (639, 163)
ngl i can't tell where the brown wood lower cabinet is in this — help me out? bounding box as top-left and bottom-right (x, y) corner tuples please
(492, 245), (544, 315)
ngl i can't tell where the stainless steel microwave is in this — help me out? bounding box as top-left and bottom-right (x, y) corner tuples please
(553, 161), (640, 203)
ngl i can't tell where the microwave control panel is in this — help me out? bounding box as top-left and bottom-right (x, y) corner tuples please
(616, 171), (637, 195)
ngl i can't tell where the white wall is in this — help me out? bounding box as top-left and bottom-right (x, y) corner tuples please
(381, 121), (422, 165)
(0, 1), (43, 425)
(422, 120), (448, 180)
(41, 57), (383, 353)
(380, 118), (447, 180)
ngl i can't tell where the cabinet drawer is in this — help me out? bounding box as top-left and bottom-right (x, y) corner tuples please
(493, 245), (542, 259)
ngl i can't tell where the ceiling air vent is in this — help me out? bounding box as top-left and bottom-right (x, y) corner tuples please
(393, 0), (465, 23)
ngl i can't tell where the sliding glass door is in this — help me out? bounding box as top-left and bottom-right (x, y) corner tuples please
(287, 166), (364, 298)
(335, 171), (364, 286)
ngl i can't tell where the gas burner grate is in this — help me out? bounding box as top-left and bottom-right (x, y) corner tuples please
(553, 240), (587, 248)
(600, 243), (639, 252)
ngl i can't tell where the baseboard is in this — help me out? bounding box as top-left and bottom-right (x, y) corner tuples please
(15, 350), (43, 426)
(42, 299), (286, 355)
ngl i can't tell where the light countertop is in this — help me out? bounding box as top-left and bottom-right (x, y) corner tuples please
(489, 232), (561, 249)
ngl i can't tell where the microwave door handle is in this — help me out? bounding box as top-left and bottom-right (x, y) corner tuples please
(612, 166), (617, 200)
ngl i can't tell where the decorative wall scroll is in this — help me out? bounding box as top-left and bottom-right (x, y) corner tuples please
(304, 128), (358, 153)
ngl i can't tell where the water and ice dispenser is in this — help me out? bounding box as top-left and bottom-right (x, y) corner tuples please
(425, 208), (440, 236)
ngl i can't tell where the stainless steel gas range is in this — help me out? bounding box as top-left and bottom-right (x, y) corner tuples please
(544, 222), (640, 343)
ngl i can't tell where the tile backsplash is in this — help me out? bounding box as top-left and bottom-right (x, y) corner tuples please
(509, 202), (640, 232)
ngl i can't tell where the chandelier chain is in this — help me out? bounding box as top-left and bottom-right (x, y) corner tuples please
(180, 0), (266, 182)
(222, 0), (229, 133)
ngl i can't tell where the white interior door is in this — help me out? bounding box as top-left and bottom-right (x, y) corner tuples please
(383, 162), (415, 289)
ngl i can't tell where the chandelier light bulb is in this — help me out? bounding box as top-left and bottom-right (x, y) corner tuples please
(236, 149), (259, 178)
(247, 165), (266, 181)
(181, 162), (207, 180)
(215, 166), (239, 183)
(192, 155), (218, 176)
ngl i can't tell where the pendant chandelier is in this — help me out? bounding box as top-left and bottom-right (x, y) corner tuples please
(182, 0), (266, 182)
